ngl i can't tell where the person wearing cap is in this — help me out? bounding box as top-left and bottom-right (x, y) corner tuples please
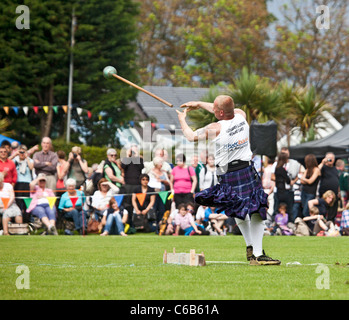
(27, 173), (57, 235)
(13, 145), (34, 221)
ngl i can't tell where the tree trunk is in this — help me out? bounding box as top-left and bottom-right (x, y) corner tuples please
(41, 82), (54, 138)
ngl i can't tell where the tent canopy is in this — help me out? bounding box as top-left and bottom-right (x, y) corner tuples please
(0, 134), (20, 146)
(289, 123), (349, 160)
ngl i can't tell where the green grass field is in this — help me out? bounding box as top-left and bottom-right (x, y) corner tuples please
(0, 234), (348, 300)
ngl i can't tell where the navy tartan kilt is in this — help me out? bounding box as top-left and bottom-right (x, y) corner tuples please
(194, 165), (268, 220)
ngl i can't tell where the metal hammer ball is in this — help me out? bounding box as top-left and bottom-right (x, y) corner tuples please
(103, 66), (117, 79)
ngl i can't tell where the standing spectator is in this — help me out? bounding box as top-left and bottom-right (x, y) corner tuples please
(272, 152), (293, 217)
(10, 141), (20, 157)
(148, 156), (173, 223)
(199, 154), (218, 191)
(58, 178), (87, 235)
(1, 140), (12, 157)
(104, 148), (124, 190)
(300, 154), (321, 217)
(336, 159), (349, 207)
(318, 152), (340, 222)
(120, 145), (144, 218)
(33, 137), (58, 192)
(143, 148), (172, 177)
(0, 145), (17, 187)
(0, 172), (22, 235)
(262, 157), (275, 222)
(27, 173), (57, 235)
(13, 145), (34, 221)
(170, 153), (197, 208)
(56, 150), (68, 196)
(66, 146), (89, 189)
(291, 165), (305, 222)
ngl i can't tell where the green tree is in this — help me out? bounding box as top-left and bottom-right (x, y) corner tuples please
(0, 0), (140, 146)
(0, 0), (71, 142)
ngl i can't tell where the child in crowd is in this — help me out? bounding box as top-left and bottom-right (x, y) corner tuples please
(271, 203), (293, 235)
(303, 206), (337, 236)
(204, 206), (228, 235)
(100, 197), (128, 236)
(173, 203), (208, 236)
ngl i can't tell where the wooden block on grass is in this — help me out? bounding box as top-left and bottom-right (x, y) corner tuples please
(163, 248), (206, 266)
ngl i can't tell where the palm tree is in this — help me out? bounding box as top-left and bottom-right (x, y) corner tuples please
(292, 86), (330, 142)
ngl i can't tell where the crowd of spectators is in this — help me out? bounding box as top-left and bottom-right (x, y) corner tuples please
(0, 137), (348, 237)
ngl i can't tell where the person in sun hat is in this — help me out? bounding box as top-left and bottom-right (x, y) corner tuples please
(177, 95), (281, 265)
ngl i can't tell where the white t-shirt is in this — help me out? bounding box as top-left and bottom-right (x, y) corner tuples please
(213, 113), (252, 167)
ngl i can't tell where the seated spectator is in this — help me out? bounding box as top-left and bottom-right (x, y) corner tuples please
(173, 203), (209, 236)
(33, 137), (58, 192)
(195, 205), (207, 227)
(170, 153), (197, 208)
(0, 145), (17, 187)
(270, 203), (293, 235)
(100, 197), (128, 236)
(0, 172), (22, 235)
(131, 174), (156, 232)
(104, 148), (124, 190)
(308, 190), (336, 221)
(165, 204), (179, 235)
(13, 145), (34, 221)
(66, 146), (89, 189)
(303, 206), (337, 236)
(58, 178), (87, 235)
(91, 178), (119, 220)
(204, 206), (228, 235)
(340, 201), (349, 236)
(199, 154), (218, 190)
(27, 173), (57, 235)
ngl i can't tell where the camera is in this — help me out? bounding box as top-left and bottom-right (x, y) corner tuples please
(327, 158), (331, 162)
(73, 153), (77, 158)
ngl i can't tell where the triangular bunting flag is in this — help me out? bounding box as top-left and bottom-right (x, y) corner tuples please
(159, 191), (169, 205)
(43, 106), (49, 114)
(23, 106), (29, 115)
(87, 111), (92, 119)
(13, 107), (19, 115)
(33, 106), (39, 114)
(167, 192), (174, 200)
(23, 198), (32, 209)
(53, 106), (59, 114)
(77, 107), (83, 116)
(47, 197), (57, 209)
(136, 193), (146, 207)
(62, 105), (68, 113)
(3, 106), (9, 115)
(70, 196), (78, 208)
(98, 114), (102, 121)
(114, 195), (124, 207)
(1, 197), (10, 210)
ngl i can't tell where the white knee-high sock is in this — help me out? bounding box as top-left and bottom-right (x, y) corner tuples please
(235, 215), (252, 247)
(250, 213), (265, 257)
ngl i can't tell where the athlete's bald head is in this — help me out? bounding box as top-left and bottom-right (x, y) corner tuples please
(213, 95), (235, 120)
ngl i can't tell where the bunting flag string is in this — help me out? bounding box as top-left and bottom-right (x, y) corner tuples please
(0, 105), (176, 130)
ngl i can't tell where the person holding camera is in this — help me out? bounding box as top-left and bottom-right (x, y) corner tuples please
(318, 152), (340, 222)
(66, 146), (89, 189)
